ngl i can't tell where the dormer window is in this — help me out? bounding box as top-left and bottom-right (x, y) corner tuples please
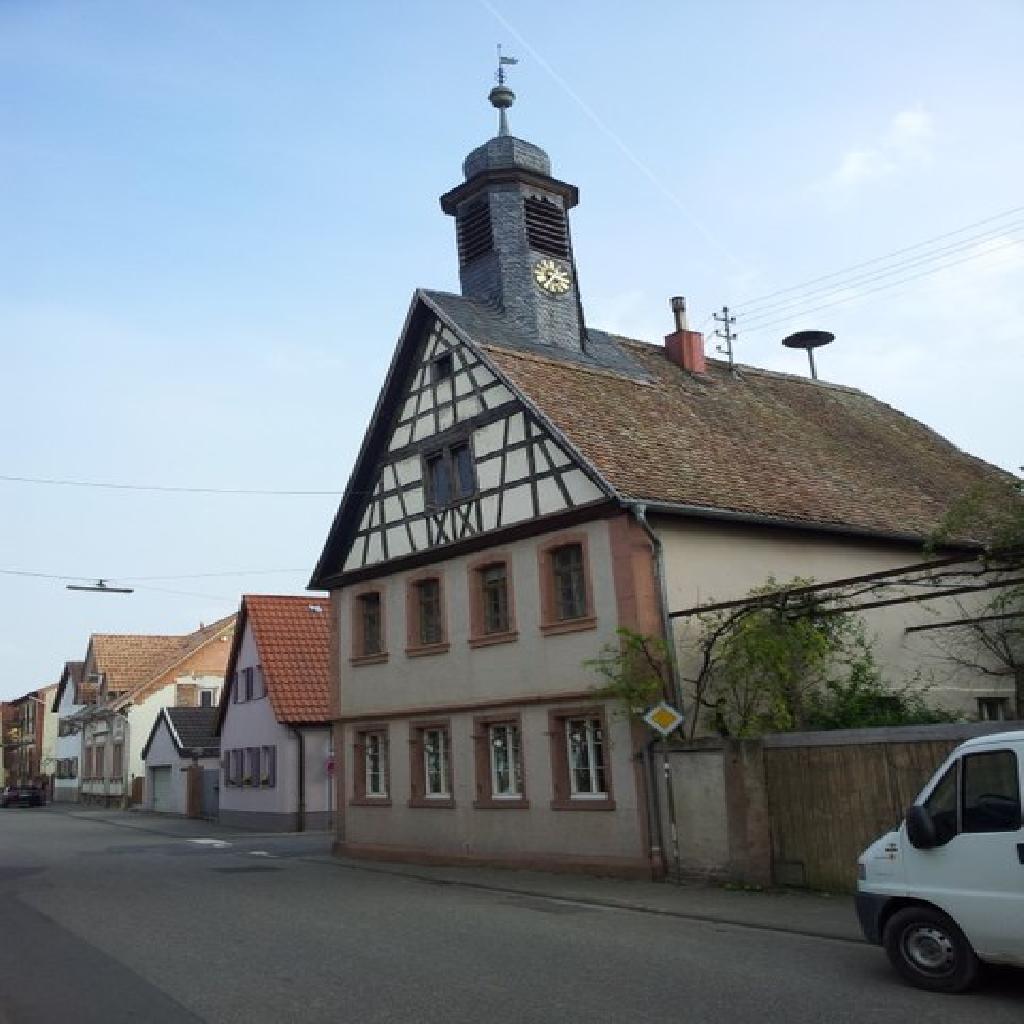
(524, 196), (569, 259)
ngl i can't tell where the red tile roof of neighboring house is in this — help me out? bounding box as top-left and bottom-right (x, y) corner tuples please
(83, 615), (236, 710)
(112, 615), (236, 708)
(239, 596), (332, 725)
(482, 339), (1009, 540)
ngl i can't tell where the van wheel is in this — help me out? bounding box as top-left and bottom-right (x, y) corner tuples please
(883, 906), (979, 993)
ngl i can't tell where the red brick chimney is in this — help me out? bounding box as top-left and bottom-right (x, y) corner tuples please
(664, 296), (706, 374)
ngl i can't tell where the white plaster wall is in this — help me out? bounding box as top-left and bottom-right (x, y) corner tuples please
(657, 519), (1003, 719)
(126, 674), (224, 790)
(143, 719), (188, 814)
(53, 685), (84, 799)
(343, 703), (644, 862)
(337, 518), (621, 717)
(219, 621), (315, 818)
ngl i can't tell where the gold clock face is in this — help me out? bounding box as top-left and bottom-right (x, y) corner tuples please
(533, 258), (572, 295)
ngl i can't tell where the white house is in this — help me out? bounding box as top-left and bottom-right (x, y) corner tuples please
(51, 660), (88, 802)
(141, 706), (221, 816)
(216, 595), (333, 832)
(76, 616), (235, 807)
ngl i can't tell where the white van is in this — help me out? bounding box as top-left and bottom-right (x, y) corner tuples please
(856, 730), (1024, 992)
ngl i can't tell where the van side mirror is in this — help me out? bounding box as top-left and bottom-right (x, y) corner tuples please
(905, 804), (939, 849)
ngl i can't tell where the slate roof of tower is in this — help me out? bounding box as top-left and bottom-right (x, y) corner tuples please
(226, 595), (332, 725)
(427, 291), (1008, 541)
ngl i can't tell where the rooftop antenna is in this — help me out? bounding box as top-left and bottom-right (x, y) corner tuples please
(66, 579), (134, 594)
(712, 306), (737, 371)
(489, 44), (518, 137)
(781, 330), (835, 380)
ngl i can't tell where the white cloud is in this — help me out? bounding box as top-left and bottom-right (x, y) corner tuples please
(822, 107), (935, 192)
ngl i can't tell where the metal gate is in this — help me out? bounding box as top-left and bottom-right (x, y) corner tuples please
(200, 768), (219, 820)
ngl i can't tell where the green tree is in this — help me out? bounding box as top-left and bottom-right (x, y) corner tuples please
(587, 628), (671, 718)
(929, 470), (1024, 717)
(687, 578), (954, 737)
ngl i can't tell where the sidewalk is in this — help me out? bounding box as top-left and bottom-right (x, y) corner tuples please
(61, 806), (862, 943)
(324, 855), (863, 943)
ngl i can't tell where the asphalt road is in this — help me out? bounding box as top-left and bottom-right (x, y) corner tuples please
(0, 808), (1021, 1023)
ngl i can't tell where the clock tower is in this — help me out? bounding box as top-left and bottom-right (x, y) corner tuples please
(439, 66), (586, 355)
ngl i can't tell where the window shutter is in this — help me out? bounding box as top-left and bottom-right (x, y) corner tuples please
(265, 746), (276, 788)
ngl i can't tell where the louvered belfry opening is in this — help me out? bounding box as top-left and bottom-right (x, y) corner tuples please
(456, 200), (494, 266)
(524, 195), (569, 259)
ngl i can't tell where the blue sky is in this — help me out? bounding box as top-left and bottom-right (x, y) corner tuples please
(2, 0), (1022, 698)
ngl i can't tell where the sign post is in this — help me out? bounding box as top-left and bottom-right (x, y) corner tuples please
(643, 702), (684, 884)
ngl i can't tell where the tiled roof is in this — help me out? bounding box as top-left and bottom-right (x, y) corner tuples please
(91, 634), (186, 694)
(88, 615), (236, 709)
(166, 707), (220, 757)
(479, 334), (1008, 540)
(113, 615), (236, 708)
(244, 596), (332, 724)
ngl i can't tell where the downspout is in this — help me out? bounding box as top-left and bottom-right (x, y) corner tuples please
(631, 502), (684, 882)
(290, 726), (306, 833)
(630, 503), (684, 708)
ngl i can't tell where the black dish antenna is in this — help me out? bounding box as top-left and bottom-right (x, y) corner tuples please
(781, 330), (834, 380)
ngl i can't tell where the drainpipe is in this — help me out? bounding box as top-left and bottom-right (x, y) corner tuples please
(630, 503), (684, 709)
(290, 726), (306, 833)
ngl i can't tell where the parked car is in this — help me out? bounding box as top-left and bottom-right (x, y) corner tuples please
(856, 730), (1024, 992)
(1, 784), (45, 808)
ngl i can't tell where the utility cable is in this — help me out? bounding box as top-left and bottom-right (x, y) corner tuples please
(733, 202), (1024, 312)
(0, 474), (339, 496)
(736, 220), (1024, 322)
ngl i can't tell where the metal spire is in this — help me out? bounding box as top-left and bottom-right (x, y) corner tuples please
(489, 44), (518, 137)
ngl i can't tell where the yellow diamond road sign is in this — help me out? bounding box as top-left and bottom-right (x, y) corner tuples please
(644, 702), (684, 737)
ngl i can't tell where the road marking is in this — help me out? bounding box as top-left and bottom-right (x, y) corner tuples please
(187, 838), (231, 848)
(248, 851), (274, 858)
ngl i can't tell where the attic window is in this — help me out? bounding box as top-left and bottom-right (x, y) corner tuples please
(524, 196), (569, 259)
(431, 353), (453, 383)
(456, 200), (493, 266)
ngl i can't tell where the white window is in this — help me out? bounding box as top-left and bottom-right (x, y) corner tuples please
(423, 728), (450, 798)
(488, 723), (522, 798)
(364, 733), (388, 798)
(566, 718), (607, 797)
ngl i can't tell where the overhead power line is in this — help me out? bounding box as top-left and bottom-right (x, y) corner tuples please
(739, 238), (1023, 334)
(733, 202), (1024, 313)
(0, 474), (340, 496)
(737, 219), (1024, 322)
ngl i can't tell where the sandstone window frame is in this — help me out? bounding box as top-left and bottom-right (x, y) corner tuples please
(472, 713), (528, 809)
(405, 571), (449, 656)
(351, 587), (388, 665)
(468, 555), (518, 648)
(408, 719), (454, 809)
(352, 726), (391, 806)
(537, 533), (597, 636)
(547, 705), (615, 812)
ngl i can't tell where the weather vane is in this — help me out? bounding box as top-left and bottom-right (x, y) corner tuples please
(489, 44), (518, 137)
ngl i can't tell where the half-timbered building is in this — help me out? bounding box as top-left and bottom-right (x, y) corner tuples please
(311, 82), (1012, 876)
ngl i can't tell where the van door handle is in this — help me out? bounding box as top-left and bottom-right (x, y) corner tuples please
(1018, 843), (1024, 865)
